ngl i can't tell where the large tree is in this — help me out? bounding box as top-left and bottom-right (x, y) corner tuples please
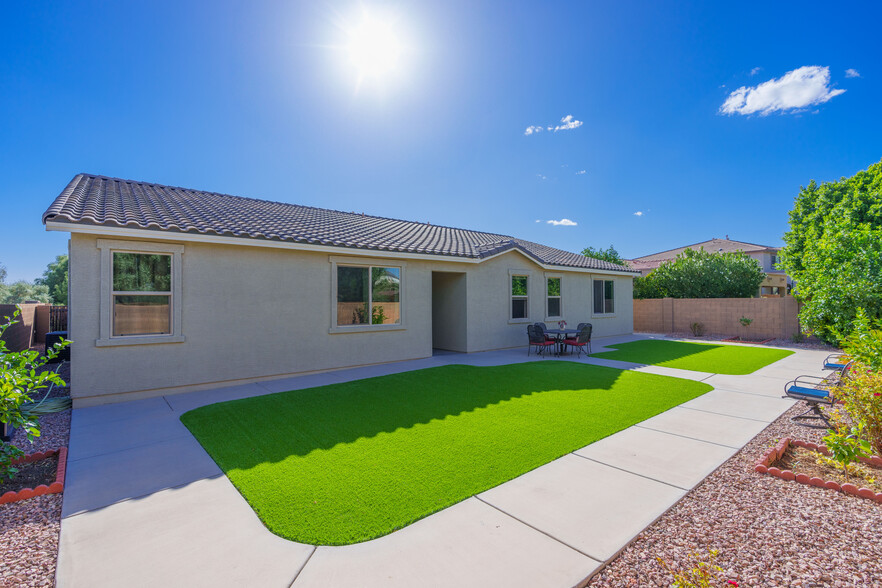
(581, 244), (625, 265)
(36, 254), (68, 305)
(633, 247), (765, 299)
(779, 159), (882, 342)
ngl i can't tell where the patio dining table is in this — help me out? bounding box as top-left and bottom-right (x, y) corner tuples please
(544, 328), (579, 356)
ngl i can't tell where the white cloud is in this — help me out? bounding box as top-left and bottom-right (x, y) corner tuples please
(576, 169), (586, 175)
(719, 66), (845, 116)
(547, 218), (577, 226)
(750, 67), (762, 76)
(845, 68), (861, 78)
(553, 114), (583, 132)
(535, 219), (541, 223)
(536, 174), (547, 180)
(633, 211), (644, 217)
(524, 114), (583, 136)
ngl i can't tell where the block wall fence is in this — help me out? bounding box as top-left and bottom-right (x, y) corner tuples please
(0, 303), (62, 351)
(633, 296), (800, 339)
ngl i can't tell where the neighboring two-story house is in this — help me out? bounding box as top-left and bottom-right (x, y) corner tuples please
(627, 237), (790, 297)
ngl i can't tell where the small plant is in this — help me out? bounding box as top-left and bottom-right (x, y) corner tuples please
(791, 331), (806, 344)
(831, 368), (882, 456)
(690, 322), (705, 337)
(656, 548), (737, 587)
(738, 316), (753, 328)
(371, 305), (387, 325)
(823, 423), (872, 483)
(0, 309), (70, 482)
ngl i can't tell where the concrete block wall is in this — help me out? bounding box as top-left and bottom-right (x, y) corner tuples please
(634, 296), (800, 339)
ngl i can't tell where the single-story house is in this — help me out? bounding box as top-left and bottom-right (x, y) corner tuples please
(43, 174), (639, 406)
(627, 237), (791, 297)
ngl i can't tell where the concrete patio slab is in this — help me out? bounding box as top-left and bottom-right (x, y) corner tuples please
(62, 436), (222, 517)
(294, 497), (598, 588)
(478, 454), (685, 562)
(679, 388), (795, 423)
(164, 382), (273, 413)
(635, 406), (770, 449)
(71, 396), (173, 428)
(702, 373), (791, 397)
(574, 426), (737, 490)
(68, 410), (192, 460)
(57, 476), (313, 588)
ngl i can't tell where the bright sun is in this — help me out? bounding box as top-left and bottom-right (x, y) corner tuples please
(345, 15), (403, 81)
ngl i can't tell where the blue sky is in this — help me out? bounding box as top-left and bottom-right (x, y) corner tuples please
(1, 1), (880, 282)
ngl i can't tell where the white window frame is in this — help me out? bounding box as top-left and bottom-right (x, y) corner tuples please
(545, 274), (563, 320)
(592, 278), (616, 317)
(329, 256), (406, 334)
(96, 239), (185, 347)
(509, 270), (531, 323)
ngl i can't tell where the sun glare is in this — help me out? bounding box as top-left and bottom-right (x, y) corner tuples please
(347, 17), (402, 79)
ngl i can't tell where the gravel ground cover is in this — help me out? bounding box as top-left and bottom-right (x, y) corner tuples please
(587, 402), (882, 587)
(663, 332), (838, 352)
(0, 361), (71, 588)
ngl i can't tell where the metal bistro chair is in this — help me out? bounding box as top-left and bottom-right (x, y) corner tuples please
(527, 324), (556, 357)
(822, 353), (849, 371)
(561, 323), (593, 358)
(534, 322), (556, 342)
(783, 362), (853, 429)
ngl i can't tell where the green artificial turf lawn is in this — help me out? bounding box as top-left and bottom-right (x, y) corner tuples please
(591, 339), (793, 375)
(181, 362), (711, 546)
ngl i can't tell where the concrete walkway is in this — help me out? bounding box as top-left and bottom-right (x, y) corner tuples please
(55, 335), (831, 587)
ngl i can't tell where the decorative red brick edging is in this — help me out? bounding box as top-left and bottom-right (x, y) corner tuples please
(0, 447), (68, 505)
(755, 438), (882, 503)
(721, 336), (775, 344)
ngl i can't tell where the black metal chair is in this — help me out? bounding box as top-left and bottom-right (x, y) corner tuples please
(561, 324), (592, 358)
(527, 324), (556, 357)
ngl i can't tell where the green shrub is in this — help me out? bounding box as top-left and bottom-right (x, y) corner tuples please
(0, 309), (70, 481)
(633, 248), (764, 299)
(779, 159), (882, 343)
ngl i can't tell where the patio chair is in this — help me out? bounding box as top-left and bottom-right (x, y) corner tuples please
(783, 362), (852, 429)
(561, 324), (592, 358)
(822, 353), (849, 371)
(534, 322), (555, 341)
(527, 324), (556, 357)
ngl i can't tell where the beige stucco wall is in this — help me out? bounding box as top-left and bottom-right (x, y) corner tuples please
(463, 251), (635, 352)
(431, 272), (468, 352)
(69, 234), (634, 405)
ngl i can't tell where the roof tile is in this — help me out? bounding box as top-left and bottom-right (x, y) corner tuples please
(43, 174), (636, 273)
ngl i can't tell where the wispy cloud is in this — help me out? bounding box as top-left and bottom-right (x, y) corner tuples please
(750, 67), (762, 76)
(547, 218), (577, 226)
(633, 211), (644, 217)
(845, 68), (861, 78)
(553, 115), (583, 132)
(576, 169), (586, 175)
(719, 66), (845, 116)
(524, 114), (583, 136)
(536, 174), (547, 180)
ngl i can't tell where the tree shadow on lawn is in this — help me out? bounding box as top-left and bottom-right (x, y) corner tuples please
(181, 362), (699, 473)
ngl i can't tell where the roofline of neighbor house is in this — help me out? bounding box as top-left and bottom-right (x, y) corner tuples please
(46, 221), (640, 277)
(631, 240), (780, 261)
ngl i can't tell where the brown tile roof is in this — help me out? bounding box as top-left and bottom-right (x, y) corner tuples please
(626, 237), (780, 271)
(44, 174), (637, 273)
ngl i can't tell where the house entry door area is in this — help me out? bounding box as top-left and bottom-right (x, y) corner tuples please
(431, 272), (467, 353)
